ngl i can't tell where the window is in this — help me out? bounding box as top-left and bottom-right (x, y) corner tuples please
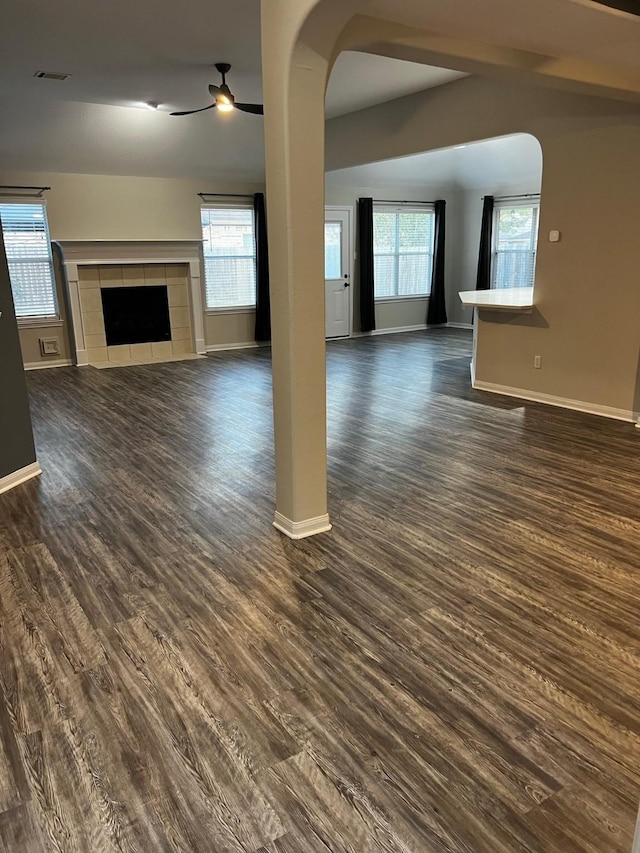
(0, 202), (57, 320)
(373, 206), (435, 299)
(492, 200), (539, 289)
(201, 207), (256, 309)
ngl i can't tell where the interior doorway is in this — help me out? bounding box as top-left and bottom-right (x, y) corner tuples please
(324, 207), (352, 339)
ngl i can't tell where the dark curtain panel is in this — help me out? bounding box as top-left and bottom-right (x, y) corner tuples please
(426, 199), (447, 326)
(476, 195), (494, 290)
(357, 197), (376, 333)
(253, 192), (271, 342)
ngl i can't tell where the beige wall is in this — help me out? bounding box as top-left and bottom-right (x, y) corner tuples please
(0, 170), (265, 356)
(18, 243), (73, 366)
(205, 311), (257, 348)
(327, 77), (640, 415)
(0, 171), (264, 242)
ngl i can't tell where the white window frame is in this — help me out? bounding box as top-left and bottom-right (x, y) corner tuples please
(491, 197), (540, 290)
(0, 199), (59, 325)
(373, 203), (435, 302)
(201, 203), (257, 313)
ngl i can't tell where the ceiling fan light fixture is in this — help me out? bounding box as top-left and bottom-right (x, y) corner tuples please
(216, 94), (234, 112)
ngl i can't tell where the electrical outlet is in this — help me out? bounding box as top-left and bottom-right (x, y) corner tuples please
(40, 337), (60, 356)
(534, 355), (542, 369)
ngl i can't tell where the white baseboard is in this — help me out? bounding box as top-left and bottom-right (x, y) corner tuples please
(447, 322), (473, 330)
(354, 324), (428, 338)
(273, 511), (332, 539)
(473, 379), (635, 423)
(0, 461), (42, 495)
(24, 359), (73, 371)
(205, 341), (267, 353)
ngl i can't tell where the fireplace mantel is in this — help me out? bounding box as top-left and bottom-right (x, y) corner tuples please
(59, 241), (206, 366)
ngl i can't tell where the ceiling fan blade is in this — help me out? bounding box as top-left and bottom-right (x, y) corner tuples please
(208, 84), (221, 96)
(170, 103), (217, 116)
(235, 103), (264, 115)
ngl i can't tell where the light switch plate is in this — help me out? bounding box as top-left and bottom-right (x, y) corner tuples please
(549, 230), (561, 242)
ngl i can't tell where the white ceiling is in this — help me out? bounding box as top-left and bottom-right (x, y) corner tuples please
(0, 0), (639, 180)
(0, 0), (468, 180)
(325, 133), (543, 193)
(366, 0), (640, 74)
(326, 54), (466, 118)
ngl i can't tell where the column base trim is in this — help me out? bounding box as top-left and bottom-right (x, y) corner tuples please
(273, 511), (332, 539)
(0, 461), (42, 495)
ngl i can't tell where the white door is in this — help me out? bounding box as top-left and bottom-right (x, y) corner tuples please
(324, 209), (351, 339)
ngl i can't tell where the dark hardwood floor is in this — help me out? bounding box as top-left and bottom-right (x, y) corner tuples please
(1, 328), (640, 851)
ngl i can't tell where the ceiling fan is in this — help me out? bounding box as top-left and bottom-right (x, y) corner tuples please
(171, 63), (264, 117)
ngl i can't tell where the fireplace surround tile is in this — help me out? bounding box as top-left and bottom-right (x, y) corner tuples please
(87, 346), (108, 364)
(77, 264), (194, 367)
(151, 341), (172, 358)
(84, 311), (105, 336)
(171, 326), (191, 341)
(85, 332), (106, 349)
(108, 345), (131, 363)
(130, 343), (153, 360)
(81, 289), (103, 313)
(99, 266), (123, 285)
(169, 306), (190, 329)
(122, 265), (146, 286)
(168, 284), (189, 307)
(64, 244), (204, 367)
(171, 340), (192, 356)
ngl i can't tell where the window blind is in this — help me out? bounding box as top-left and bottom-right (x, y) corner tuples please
(201, 207), (256, 309)
(373, 207), (435, 299)
(493, 202), (539, 289)
(0, 203), (57, 318)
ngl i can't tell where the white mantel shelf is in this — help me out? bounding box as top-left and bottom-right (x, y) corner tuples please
(459, 287), (534, 312)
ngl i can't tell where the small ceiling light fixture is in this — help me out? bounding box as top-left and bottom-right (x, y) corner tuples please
(216, 93), (234, 112)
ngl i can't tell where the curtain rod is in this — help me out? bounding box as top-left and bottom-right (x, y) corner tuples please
(374, 199), (435, 205)
(486, 193), (540, 201)
(0, 185), (51, 198)
(198, 192), (254, 199)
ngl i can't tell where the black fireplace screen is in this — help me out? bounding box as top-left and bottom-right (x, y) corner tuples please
(101, 285), (171, 346)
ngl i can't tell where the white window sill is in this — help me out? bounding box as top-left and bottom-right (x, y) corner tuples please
(206, 306), (256, 315)
(375, 295), (430, 304)
(17, 317), (63, 328)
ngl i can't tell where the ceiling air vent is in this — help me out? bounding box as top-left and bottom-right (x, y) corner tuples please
(33, 71), (71, 80)
(591, 0), (640, 14)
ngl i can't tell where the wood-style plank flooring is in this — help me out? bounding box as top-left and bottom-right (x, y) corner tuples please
(1, 328), (640, 851)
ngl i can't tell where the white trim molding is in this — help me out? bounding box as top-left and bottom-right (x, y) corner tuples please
(273, 511), (332, 539)
(354, 323), (428, 338)
(205, 341), (266, 353)
(447, 322), (474, 330)
(24, 359), (73, 371)
(0, 461), (42, 495)
(473, 380), (635, 423)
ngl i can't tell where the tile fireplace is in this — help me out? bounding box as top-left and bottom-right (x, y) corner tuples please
(59, 241), (206, 366)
